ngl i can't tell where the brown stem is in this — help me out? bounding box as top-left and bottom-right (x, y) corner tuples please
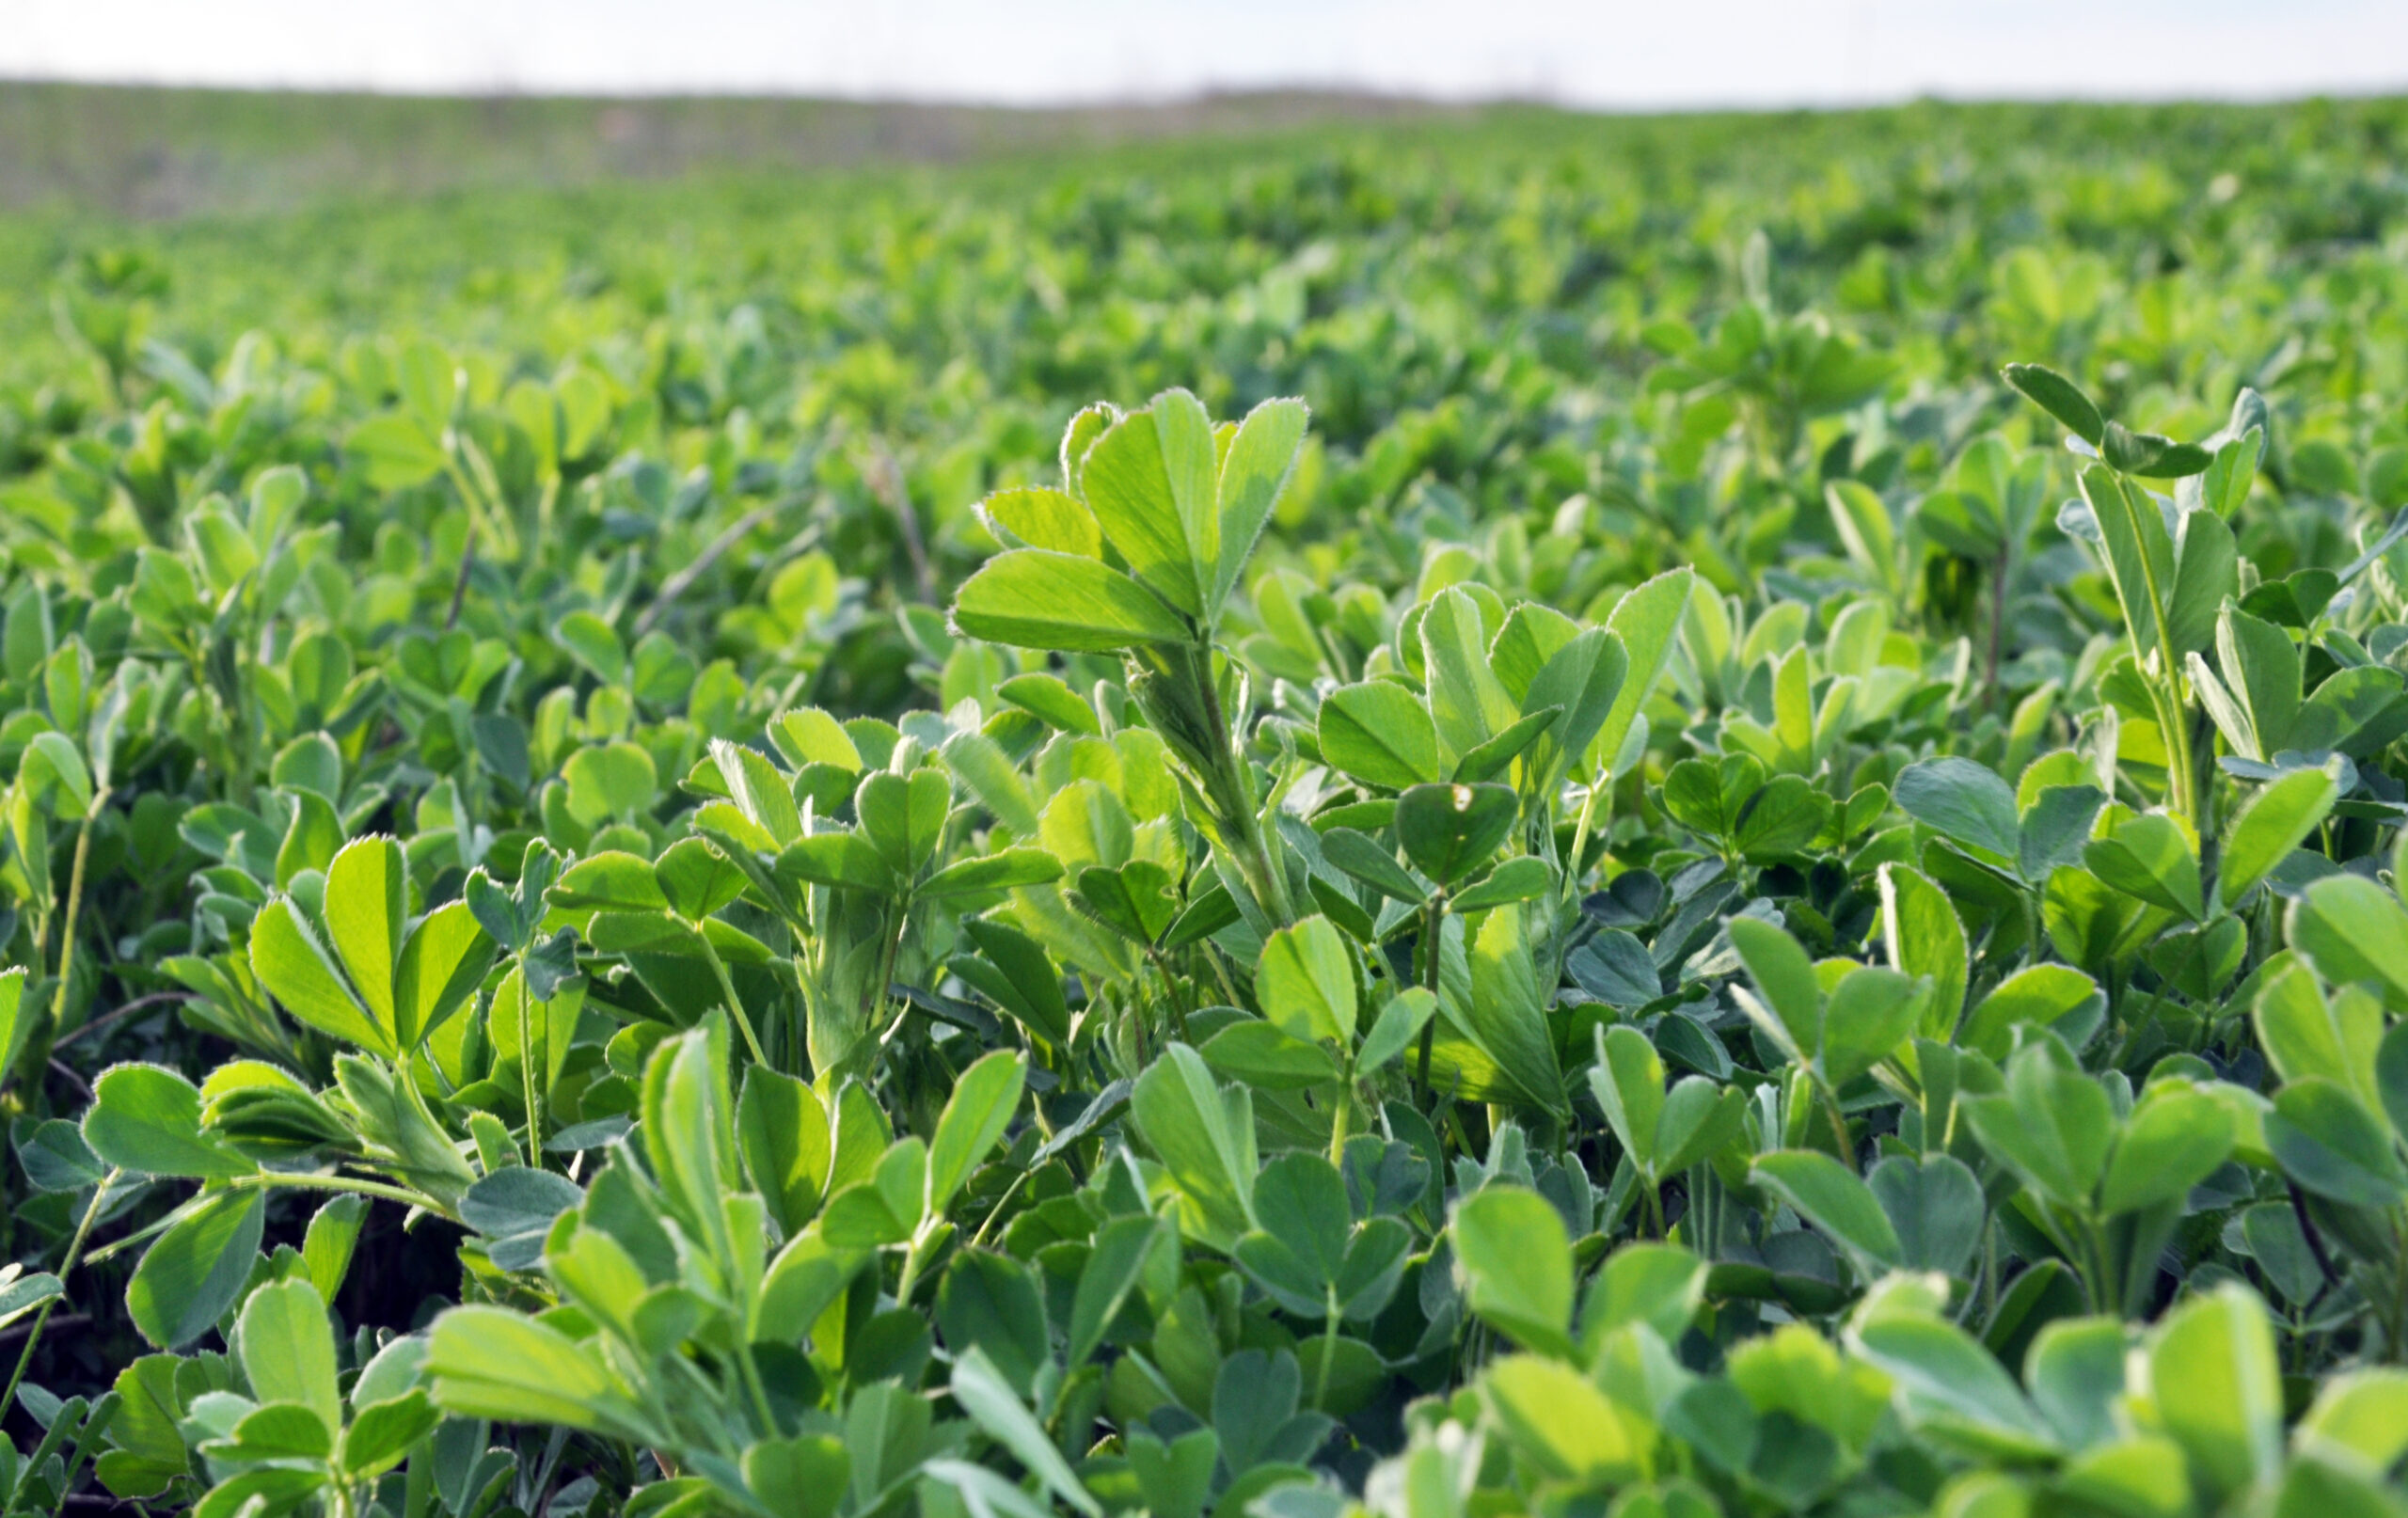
(632, 503), (778, 637)
(50, 991), (196, 1052)
(445, 536), (475, 629)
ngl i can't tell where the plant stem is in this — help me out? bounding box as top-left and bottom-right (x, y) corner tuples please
(1415, 899), (1445, 1100)
(1, 1166), (119, 1418)
(517, 952), (545, 1163)
(735, 1340), (780, 1439)
(1819, 1080), (1854, 1169)
(245, 1169), (458, 1223)
(1313, 1298), (1340, 1412)
(42, 800), (103, 1059)
(1988, 545), (2010, 713)
(694, 925), (770, 1067)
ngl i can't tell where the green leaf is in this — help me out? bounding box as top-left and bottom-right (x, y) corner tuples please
(923, 847), (1063, 900)
(2083, 813), (2203, 922)
(1453, 1186), (1574, 1356)
(2288, 875), (2408, 1011)
(979, 486), (1101, 558)
(952, 548), (1189, 653)
(1849, 1310), (2057, 1458)
(85, 1063), (256, 1180)
(1589, 1025), (1665, 1172)
(1319, 828), (1426, 905)
(325, 833), (404, 1036)
(1356, 988), (1438, 1075)
(2164, 507), (2237, 656)
(341, 1390), (439, 1480)
(1521, 627), (1627, 791)
(957, 921), (1071, 1048)
(742, 1435), (849, 1518)
(127, 1189), (264, 1350)
(236, 1277), (341, 1432)
(1751, 1150), (1901, 1275)
(1961, 1043), (2114, 1211)
(563, 740), (660, 825)
(1419, 588), (1519, 766)
(2147, 1284), (2284, 1499)
(23, 731), (93, 814)
(2267, 1078), (2408, 1209)
(1579, 1242), (1705, 1352)
(1895, 757), (2020, 863)
(1130, 1044), (1257, 1251)
(2099, 1084), (2233, 1217)
(1879, 864), (1967, 1042)
(1867, 1154), (1985, 1276)
(302, 1194), (368, 1304)
(550, 850), (670, 911)
(1441, 906), (1564, 1115)
(1068, 1214), (1164, 1369)
(2216, 606), (2300, 759)
(654, 836), (749, 920)
(778, 832), (896, 893)
(1214, 397), (1309, 610)
(2220, 765), (2339, 908)
(428, 1305), (653, 1440)
(1958, 964), (2105, 1062)
(1317, 681), (1440, 790)
(392, 900), (496, 1052)
(2002, 363), (2105, 447)
(856, 767), (952, 876)
(1257, 915), (1357, 1046)
(1450, 856), (1554, 913)
(950, 1347), (1103, 1517)
(1234, 1152), (1354, 1319)
(1590, 569), (1692, 779)
(937, 1253), (1050, 1399)
(1079, 394), (1213, 620)
(738, 1067), (831, 1236)
(250, 897), (390, 1055)
(2078, 464), (2178, 667)
(1480, 1355), (1645, 1483)
(1395, 782), (1517, 886)
(553, 610), (627, 685)
(927, 1051), (1023, 1217)
(1728, 916), (1822, 1062)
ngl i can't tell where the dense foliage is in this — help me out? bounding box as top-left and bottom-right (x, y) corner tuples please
(3, 95), (2408, 1518)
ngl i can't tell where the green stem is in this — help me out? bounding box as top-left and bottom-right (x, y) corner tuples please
(2, 1166), (119, 1418)
(1313, 1296), (1340, 1413)
(1415, 899), (1445, 1101)
(967, 1170), (1032, 1252)
(1819, 1079), (1854, 1169)
(516, 952), (545, 1164)
(735, 1340), (780, 1439)
(245, 1169), (458, 1223)
(895, 1230), (932, 1305)
(694, 923), (771, 1067)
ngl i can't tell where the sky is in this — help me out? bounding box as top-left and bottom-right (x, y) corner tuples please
(6, 0), (2405, 107)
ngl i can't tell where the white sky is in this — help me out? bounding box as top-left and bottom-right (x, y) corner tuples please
(6, 0), (2404, 107)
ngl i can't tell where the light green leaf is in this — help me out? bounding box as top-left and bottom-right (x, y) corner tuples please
(1453, 1186), (1574, 1357)
(325, 834), (404, 1036)
(1257, 915), (1357, 1046)
(951, 549), (1190, 652)
(1751, 1150), (1901, 1274)
(927, 1051), (1024, 1217)
(1318, 680), (1439, 790)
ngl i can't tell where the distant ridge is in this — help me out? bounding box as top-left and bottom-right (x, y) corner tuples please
(0, 81), (1460, 218)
